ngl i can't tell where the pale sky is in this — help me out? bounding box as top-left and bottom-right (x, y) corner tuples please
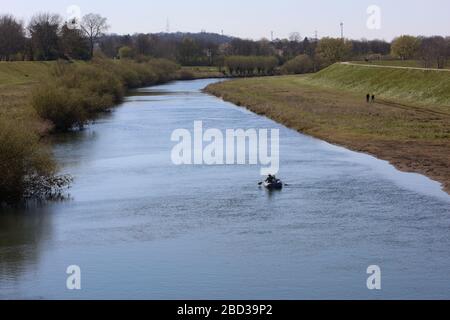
(1, 0), (449, 41)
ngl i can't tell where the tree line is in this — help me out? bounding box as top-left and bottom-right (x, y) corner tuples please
(0, 12), (108, 61)
(224, 56), (278, 76)
(1, 12), (449, 71)
(391, 35), (450, 68)
(96, 34), (393, 68)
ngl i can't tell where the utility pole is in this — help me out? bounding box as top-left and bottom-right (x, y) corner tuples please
(166, 18), (170, 33)
(271, 31), (274, 41)
(340, 22), (344, 39)
(314, 30), (318, 41)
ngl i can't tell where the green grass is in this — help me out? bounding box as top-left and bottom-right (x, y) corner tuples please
(0, 61), (54, 86)
(0, 62), (54, 133)
(308, 63), (450, 111)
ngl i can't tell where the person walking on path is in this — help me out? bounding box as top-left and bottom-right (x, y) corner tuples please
(366, 94), (370, 103)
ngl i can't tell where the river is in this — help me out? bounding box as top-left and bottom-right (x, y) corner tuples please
(1, 78), (449, 299)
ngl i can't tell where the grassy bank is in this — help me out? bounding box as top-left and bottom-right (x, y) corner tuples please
(0, 62), (54, 134)
(351, 60), (450, 70)
(205, 65), (450, 193)
(0, 61), (220, 135)
(310, 63), (450, 111)
(0, 59), (179, 203)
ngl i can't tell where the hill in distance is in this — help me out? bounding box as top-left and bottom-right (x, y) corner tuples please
(152, 32), (235, 45)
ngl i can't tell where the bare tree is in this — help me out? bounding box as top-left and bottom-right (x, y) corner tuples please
(135, 33), (152, 56)
(60, 23), (90, 60)
(0, 14), (25, 61)
(419, 36), (448, 69)
(289, 32), (302, 43)
(80, 13), (109, 58)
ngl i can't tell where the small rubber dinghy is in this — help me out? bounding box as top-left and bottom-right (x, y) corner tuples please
(263, 174), (283, 190)
(264, 179), (283, 190)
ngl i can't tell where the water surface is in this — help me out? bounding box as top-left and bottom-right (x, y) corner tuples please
(1, 79), (449, 299)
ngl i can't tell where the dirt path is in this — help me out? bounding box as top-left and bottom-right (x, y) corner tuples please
(377, 99), (450, 118)
(341, 62), (450, 72)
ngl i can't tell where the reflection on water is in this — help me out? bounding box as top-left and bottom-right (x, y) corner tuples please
(0, 79), (449, 299)
(0, 204), (53, 283)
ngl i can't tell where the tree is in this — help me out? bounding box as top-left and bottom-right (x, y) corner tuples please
(60, 23), (90, 60)
(224, 56), (278, 76)
(177, 38), (202, 65)
(281, 54), (314, 74)
(303, 37), (316, 57)
(134, 33), (152, 56)
(80, 13), (109, 58)
(419, 36), (448, 69)
(316, 37), (352, 66)
(350, 39), (390, 57)
(99, 34), (121, 58)
(28, 13), (62, 61)
(118, 46), (135, 59)
(262, 56), (278, 75)
(391, 35), (420, 60)
(0, 14), (25, 61)
(257, 39), (275, 56)
(289, 32), (302, 43)
(230, 39), (258, 56)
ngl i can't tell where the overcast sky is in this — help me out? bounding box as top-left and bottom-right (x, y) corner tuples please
(2, 0), (449, 41)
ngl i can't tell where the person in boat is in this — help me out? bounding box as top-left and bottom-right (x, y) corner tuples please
(266, 174), (276, 184)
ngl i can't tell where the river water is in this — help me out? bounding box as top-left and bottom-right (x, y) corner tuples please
(1, 79), (449, 299)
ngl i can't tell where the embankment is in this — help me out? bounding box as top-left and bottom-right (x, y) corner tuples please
(205, 64), (450, 194)
(311, 63), (450, 112)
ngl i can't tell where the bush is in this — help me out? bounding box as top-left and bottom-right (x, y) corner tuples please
(4, 58), (179, 202)
(92, 58), (178, 87)
(57, 63), (125, 103)
(281, 54), (314, 74)
(0, 119), (70, 204)
(177, 69), (195, 80)
(32, 58), (179, 131)
(118, 46), (136, 59)
(32, 84), (87, 131)
(145, 58), (180, 83)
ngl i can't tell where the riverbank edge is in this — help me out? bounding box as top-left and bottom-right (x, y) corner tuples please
(204, 81), (450, 196)
(1, 61), (220, 204)
(39, 66), (228, 136)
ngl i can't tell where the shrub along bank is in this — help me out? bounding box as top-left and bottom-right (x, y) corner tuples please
(1, 58), (179, 204)
(32, 58), (179, 131)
